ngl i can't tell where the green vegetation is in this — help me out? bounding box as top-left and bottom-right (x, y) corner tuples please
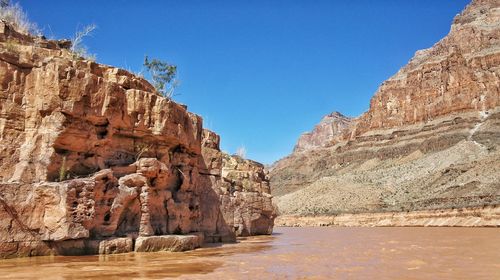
(2, 2), (179, 95)
(143, 56), (178, 99)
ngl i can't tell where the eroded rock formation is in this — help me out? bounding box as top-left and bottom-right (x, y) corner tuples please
(271, 0), (500, 217)
(201, 130), (276, 238)
(0, 21), (275, 258)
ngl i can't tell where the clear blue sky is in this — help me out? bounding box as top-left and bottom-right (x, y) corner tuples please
(21, 0), (470, 164)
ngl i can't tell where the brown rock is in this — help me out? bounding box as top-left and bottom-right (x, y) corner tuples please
(134, 234), (203, 252)
(201, 130), (277, 238)
(0, 21), (275, 258)
(271, 0), (500, 215)
(98, 237), (133, 255)
(354, 0), (500, 136)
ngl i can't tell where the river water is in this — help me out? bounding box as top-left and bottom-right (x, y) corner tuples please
(0, 227), (498, 279)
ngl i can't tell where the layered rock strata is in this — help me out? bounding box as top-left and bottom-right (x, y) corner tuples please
(275, 205), (500, 227)
(0, 21), (275, 258)
(271, 0), (500, 215)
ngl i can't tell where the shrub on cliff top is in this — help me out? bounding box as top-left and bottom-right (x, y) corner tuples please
(143, 56), (178, 99)
(70, 23), (97, 61)
(1, 1), (96, 61)
(0, 0), (40, 35)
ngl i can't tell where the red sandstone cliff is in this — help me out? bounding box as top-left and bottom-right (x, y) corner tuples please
(0, 21), (275, 258)
(352, 0), (500, 137)
(271, 0), (500, 215)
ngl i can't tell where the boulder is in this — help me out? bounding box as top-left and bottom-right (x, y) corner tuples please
(98, 237), (133, 255)
(134, 234), (203, 252)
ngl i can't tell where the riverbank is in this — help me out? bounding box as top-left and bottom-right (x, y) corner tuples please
(275, 205), (500, 227)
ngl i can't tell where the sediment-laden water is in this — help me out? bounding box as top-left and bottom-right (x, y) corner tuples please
(0, 227), (498, 279)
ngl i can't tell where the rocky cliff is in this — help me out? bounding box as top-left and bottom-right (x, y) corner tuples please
(271, 0), (500, 216)
(201, 130), (275, 239)
(0, 21), (275, 258)
(294, 112), (353, 153)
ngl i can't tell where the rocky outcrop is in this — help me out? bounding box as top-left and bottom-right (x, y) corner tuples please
(0, 21), (275, 258)
(134, 233), (204, 252)
(201, 130), (276, 238)
(294, 112), (353, 153)
(275, 205), (500, 227)
(98, 237), (133, 255)
(271, 0), (500, 215)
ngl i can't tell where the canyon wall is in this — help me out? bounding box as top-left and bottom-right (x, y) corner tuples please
(271, 0), (500, 217)
(0, 21), (275, 258)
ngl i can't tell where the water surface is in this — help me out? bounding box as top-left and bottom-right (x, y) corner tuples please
(0, 227), (498, 279)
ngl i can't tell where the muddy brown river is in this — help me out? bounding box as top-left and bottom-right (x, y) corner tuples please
(0, 227), (498, 279)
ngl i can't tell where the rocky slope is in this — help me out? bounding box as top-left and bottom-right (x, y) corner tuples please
(271, 0), (500, 217)
(0, 21), (275, 258)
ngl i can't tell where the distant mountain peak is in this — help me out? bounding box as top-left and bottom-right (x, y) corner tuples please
(293, 111), (354, 153)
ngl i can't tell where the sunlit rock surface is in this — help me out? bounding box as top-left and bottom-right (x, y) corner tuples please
(0, 21), (275, 258)
(271, 0), (500, 216)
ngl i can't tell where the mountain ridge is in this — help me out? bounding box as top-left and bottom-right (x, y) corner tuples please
(271, 0), (500, 215)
